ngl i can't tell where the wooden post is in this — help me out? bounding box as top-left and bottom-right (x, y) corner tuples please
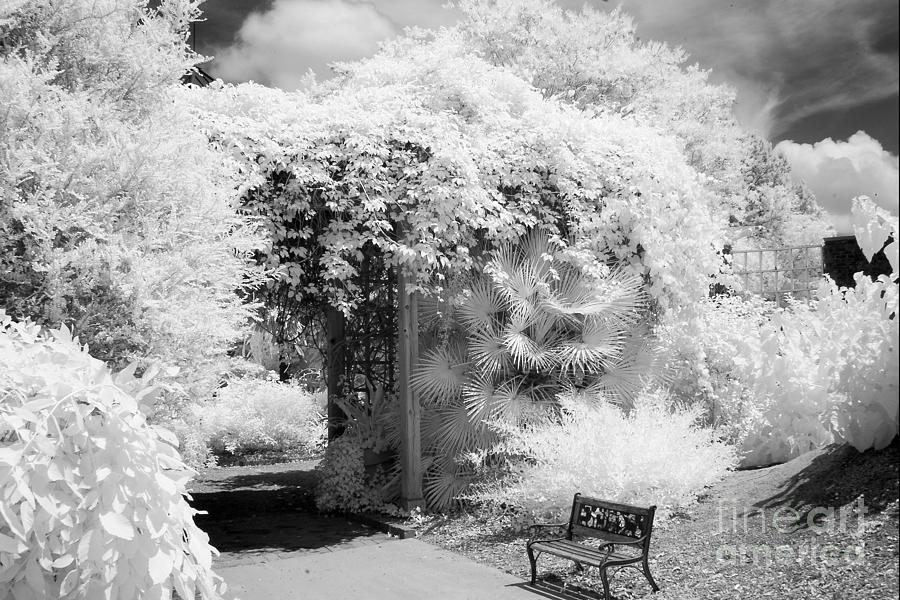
(326, 306), (346, 442)
(397, 268), (425, 510)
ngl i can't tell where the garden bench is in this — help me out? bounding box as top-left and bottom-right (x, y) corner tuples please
(526, 494), (659, 598)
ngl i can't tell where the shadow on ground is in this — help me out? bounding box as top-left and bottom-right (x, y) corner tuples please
(506, 580), (602, 600)
(753, 438), (899, 530)
(189, 462), (386, 557)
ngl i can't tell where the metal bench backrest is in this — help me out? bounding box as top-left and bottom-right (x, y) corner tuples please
(567, 494), (656, 548)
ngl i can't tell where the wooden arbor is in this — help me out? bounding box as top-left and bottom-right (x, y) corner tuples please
(323, 256), (424, 511)
(241, 167), (426, 509)
(395, 269), (424, 510)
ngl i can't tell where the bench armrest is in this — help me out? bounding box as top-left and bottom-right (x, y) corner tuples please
(598, 535), (651, 553)
(527, 522), (569, 543)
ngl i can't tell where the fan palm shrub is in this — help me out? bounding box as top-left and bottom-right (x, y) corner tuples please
(411, 231), (653, 507)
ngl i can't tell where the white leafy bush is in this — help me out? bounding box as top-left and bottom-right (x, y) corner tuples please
(0, 0), (263, 423)
(199, 378), (326, 459)
(0, 314), (224, 600)
(465, 391), (737, 517)
(660, 294), (774, 447)
(741, 274), (897, 464)
(661, 197), (898, 466)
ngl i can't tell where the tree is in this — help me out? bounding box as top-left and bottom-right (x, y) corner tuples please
(0, 0), (261, 418)
(452, 0), (830, 247)
(735, 134), (832, 247)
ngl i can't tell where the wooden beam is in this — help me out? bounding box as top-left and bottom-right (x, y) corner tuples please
(325, 306), (346, 442)
(397, 268), (425, 510)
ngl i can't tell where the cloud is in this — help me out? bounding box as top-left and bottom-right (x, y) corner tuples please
(211, 0), (400, 89)
(776, 132), (899, 234)
(580, 0), (899, 139)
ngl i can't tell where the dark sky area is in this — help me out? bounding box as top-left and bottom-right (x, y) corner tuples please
(189, 0), (899, 231)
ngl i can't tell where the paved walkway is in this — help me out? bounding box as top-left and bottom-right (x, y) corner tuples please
(219, 538), (581, 600)
(192, 461), (588, 599)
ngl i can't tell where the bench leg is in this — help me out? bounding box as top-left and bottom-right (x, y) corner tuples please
(527, 546), (538, 585)
(642, 556), (660, 592)
(599, 565), (612, 600)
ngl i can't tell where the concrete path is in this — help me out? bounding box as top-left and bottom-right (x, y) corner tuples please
(220, 538), (579, 600)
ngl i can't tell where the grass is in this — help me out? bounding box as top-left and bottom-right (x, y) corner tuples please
(417, 440), (899, 599)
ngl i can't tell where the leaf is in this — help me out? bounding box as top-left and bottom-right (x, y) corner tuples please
(153, 426), (180, 448)
(456, 279), (502, 332)
(77, 530), (93, 563)
(0, 532), (22, 554)
(0, 447), (22, 466)
(51, 554), (75, 569)
(0, 501), (25, 540)
(411, 348), (467, 404)
(99, 512), (134, 540)
(187, 528), (213, 571)
(148, 549), (173, 585)
(59, 569), (79, 596)
(468, 328), (509, 374)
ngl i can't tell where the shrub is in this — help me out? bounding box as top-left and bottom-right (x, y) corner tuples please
(0, 314), (224, 600)
(411, 232), (652, 508)
(314, 388), (401, 514)
(198, 377), (326, 460)
(313, 433), (391, 514)
(740, 274), (897, 463)
(660, 196), (898, 466)
(660, 294), (774, 446)
(1, 0), (263, 424)
(464, 390), (737, 518)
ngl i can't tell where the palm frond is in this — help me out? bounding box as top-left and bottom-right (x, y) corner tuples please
(418, 287), (455, 335)
(555, 317), (625, 373)
(376, 397), (403, 450)
(432, 400), (489, 458)
(411, 347), (467, 405)
(488, 242), (544, 320)
(487, 379), (533, 425)
(468, 328), (511, 375)
(423, 456), (473, 509)
(546, 265), (646, 324)
(420, 405), (443, 452)
(456, 279), (502, 333)
(462, 373), (497, 424)
(502, 318), (554, 371)
(591, 326), (662, 408)
(520, 229), (558, 282)
(527, 311), (562, 347)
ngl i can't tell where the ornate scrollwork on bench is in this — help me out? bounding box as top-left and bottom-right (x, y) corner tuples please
(576, 502), (647, 539)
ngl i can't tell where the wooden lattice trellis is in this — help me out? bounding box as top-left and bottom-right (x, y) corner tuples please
(731, 244), (823, 306)
(322, 248), (424, 510)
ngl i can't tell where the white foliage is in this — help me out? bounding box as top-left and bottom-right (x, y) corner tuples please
(662, 197), (898, 466)
(0, 313), (225, 600)
(199, 378), (326, 457)
(465, 390), (737, 516)
(0, 0), (263, 409)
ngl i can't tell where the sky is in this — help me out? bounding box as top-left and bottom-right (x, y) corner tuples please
(191, 0), (899, 234)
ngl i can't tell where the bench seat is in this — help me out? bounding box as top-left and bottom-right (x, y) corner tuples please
(528, 539), (641, 567)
